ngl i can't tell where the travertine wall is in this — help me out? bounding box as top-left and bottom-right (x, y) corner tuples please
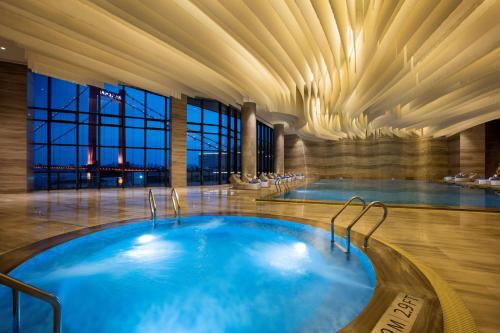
(285, 135), (451, 180)
(170, 95), (187, 187)
(459, 124), (485, 176)
(0, 62), (27, 193)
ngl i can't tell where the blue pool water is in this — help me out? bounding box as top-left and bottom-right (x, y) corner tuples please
(274, 179), (500, 209)
(0, 216), (374, 333)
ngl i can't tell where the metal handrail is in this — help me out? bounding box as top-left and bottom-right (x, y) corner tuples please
(274, 177), (282, 192)
(282, 177), (290, 191)
(345, 201), (388, 253)
(330, 196), (366, 248)
(148, 189), (157, 222)
(171, 187), (181, 220)
(0, 273), (61, 333)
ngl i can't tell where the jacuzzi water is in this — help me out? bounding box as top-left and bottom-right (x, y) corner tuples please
(274, 179), (500, 209)
(0, 216), (375, 333)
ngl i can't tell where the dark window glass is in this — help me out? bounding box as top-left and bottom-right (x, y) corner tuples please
(28, 73), (171, 190)
(100, 147), (119, 167)
(125, 87), (145, 118)
(187, 99), (240, 185)
(51, 122), (76, 145)
(100, 126), (119, 146)
(187, 132), (202, 150)
(51, 145), (76, 166)
(79, 86), (90, 112)
(147, 129), (165, 148)
(187, 150), (202, 185)
(100, 95), (119, 115)
(125, 118), (144, 127)
(187, 124), (200, 132)
(33, 145), (48, 165)
(126, 148), (144, 167)
(187, 104), (201, 123)
(146, 93), (165, 119)
(126, 128), (144, 147)
(28, 73), (48, 108)
(101, 116), (120, 125)
(32, 121), (48, 144)
(146, 149), (165, 168)
(256, 121), (274, 174)
(51, 78), (77, 110)
(30, 109), (47, 120)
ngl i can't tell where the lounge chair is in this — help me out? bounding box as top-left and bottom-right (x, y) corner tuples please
(489, 176), (500, 186)
(266, 173), (277, 185)
(229, 174), (261, 190)
(258, 173), (270, 188)
(454, 172), (473, 183)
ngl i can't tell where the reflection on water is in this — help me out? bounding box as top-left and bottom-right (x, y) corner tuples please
(276, 179), (500, 208)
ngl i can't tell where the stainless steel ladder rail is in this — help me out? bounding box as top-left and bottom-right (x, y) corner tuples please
(330, 196), (366, 252)
(274, 177), (282, 192)
(148, 189), (157, 223)
(171, 187), (181, 221)
(345, 201), (388, 253)
(282, 177), (290, 191)
(0, 273), (62, 333)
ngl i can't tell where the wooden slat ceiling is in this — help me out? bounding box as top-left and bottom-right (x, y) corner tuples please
(1, 0), (499, 140)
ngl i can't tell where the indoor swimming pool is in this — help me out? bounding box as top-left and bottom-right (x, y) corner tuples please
(0, 216), (375, 333)
(273, 179), (500, 209)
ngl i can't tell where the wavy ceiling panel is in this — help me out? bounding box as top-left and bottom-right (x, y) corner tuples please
(0, 0), (498, 140)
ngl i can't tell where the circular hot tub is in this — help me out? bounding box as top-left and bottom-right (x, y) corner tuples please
(0, 216), (375, 333)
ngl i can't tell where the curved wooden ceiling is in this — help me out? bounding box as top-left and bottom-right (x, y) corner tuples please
(1, 0), (499, 140)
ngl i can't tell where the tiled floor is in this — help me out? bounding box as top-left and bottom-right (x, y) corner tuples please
(0, 185), (499, 332)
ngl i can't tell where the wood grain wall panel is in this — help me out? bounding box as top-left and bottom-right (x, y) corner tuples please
(0, 62), (27, 193)
(459, 124), (485, 176)
(284, 135), (450, 180)
(485, 120), (500, 176)
(170, 95), (187, 187)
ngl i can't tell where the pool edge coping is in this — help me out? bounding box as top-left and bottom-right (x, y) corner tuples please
(378, 240), (480, 333)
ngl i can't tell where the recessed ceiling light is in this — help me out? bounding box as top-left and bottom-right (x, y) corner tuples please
(0, 46), (6, 50)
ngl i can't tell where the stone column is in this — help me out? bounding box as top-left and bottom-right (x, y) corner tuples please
(241, 102), (256, 177)
(274, 124), (284, 175)
(170, 94), (187, 187)
(0, 61), (27, 193)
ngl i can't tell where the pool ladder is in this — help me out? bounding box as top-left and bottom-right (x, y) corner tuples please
(0, 273), (61, 333)
(274, 177), (289, 192)
(148, 188), (181, 226)
(171, 187), (181, 221)
(331, 196), (388, 254)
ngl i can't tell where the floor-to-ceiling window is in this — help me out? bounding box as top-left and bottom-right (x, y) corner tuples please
(186, 97), (240, 185)
(28, 72), (171, 190)
(257, 121), (274, 175)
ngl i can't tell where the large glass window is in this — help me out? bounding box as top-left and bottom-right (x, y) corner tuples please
(28, 72), (171, 190)
(187, 98), (241, 185)
(257, 121), (274, 175)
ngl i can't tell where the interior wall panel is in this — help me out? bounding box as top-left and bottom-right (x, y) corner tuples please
(0, 61), (27, 193)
